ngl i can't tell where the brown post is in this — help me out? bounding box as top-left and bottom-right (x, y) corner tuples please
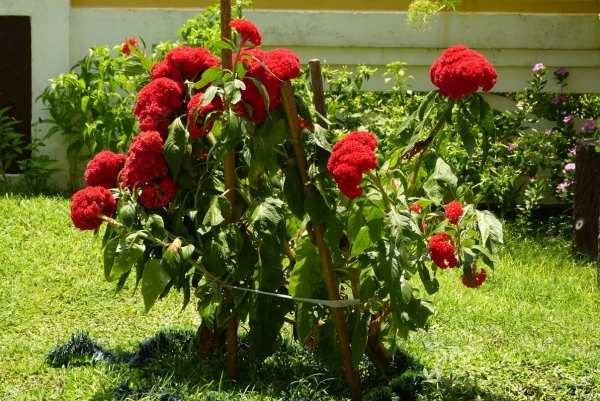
(573, 138), (600, 260)
(220, 0), (239, 380)
(308, 59), (328, 129)
(280, 80), (363, 401)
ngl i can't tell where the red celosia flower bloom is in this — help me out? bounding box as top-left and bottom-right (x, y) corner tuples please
(122, 37), (138, 55)
(134, 78), (186, 137)
(121, 131), (168, 188)
(70, 186), (117, 230)
(430, 45), (497, 99)
(139, 175), (176, 209)
(444, 200), (463, 225)
(165, 46), (221, 82)
(409, 203), (423, 214)
(151, 60), (181, 81)
(187, 91), (225, 138)
(230, 19), (262, 47)
(428, 233), (457, 269)
(84, 151), (127, 189)
(264, 48), (301, 81)
(462, 263), (487, 288)
(327, 131), (378, 199)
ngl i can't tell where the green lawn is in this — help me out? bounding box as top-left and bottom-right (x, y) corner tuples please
(1, 193), (599, 400)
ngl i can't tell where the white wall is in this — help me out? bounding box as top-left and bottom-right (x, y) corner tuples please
(2, 1), (600, 190)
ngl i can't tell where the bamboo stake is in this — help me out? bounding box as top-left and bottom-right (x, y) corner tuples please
(280, 80), (363, 401)
(220, 0), (239, 380)
(308, 59), (328, 129)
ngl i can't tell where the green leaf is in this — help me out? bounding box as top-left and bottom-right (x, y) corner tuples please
(221, 110), (245, 152)
(457, 112), (476, 159)
(119, 202), (136, 230)
(359, 266), (377, 303)
(304, 191), (330, 225)
(109, 234), (145, 282)
(480, 210), (503, 245)
(423, 157), (457, 204)
(375, 239), (402, 285)
(145, 214), (166, 240)
(163, 118), (192, 181)
(288, 238), (322, 298)
(81, 95), (89, 112)
(417, 262), (440, 295)
(350, 218), (382, 258)
(312, 125), (332, 152)
(350, 311), (371, 368)
(103, 236), (120, 282)
(203, 195), (231, 227)
(162, 237), (183, 278)
(195, 66), (223, 89)
(296, 303), (315, 345)
(250, 198), (282, 236)
(141, 259), (171, 313)
(282, 162), (306, 219)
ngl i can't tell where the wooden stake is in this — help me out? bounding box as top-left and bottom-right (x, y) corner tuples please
(280, 80), (363, 401)
(308, 59), (328, 129)
(220, 0), (239, 380)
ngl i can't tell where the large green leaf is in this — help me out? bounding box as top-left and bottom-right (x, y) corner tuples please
(423, 157), (458, 204)
(375, 239), (402, 285)
(457, 111), (476, 159)
(141, 259), (171, 313)
(282, 162), (306, 219)
(304, 191), (330, 225)
(109, 233), (145, 282)
(250, 198), (282, 236)
(221, 110), (246, 151)
(163, 118), (192, 181)
(288, 238), (322, 298)
(350, 218), (382, 258)
(202, 195), (231, 227)
(350, 311), (371, 368)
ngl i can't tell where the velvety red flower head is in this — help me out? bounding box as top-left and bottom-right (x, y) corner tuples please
(139, 175), (176, 209)
(263, 48), (301, 81)
(187, 91), (225, 138)
(84, 151), (127, 189)
(444, 201), (463, 225)
(327, 131), (378, 199)
(70, 186), (117, 231)
(165, 46), (221, 82)
(121, 131), (168, 188)
(134, 77), (186, 137)
(462, 263), (487, 288)
(230, 19), (262, 47)
(428, 232), (457, 269)
(409, 203), (423, 214)
(430, 45), (497, 99)
(151, 60), (181, 81)
(122, 37), (138, 55)
(233, 48), (280, 122)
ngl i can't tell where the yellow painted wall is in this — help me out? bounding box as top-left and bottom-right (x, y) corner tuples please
(71, 0), (600, 14)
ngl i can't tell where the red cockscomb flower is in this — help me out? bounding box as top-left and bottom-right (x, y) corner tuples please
(187, 91), (225, 138)
(462, 263), (487, 288)
(230, 19), (262, 47)
(151, 60), (181, 81)
(121, 131), (168, 188)
(409, 203), (423, 214)
(428, 232), (457, 269)
(430, 45), (497, 99)
(84, 151), (127, 189)
(263, 48), (301, 81)
(165, 46), (221, 82)
(134, 77), (186, 137)
(327, 131), (378, 199)
(122, 37), (138, 55)
(70, 186), (117, 230)
(444, 200), (463, 225)
(139, 175), (176, 209)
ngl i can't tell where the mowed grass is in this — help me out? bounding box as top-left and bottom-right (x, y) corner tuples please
(1, 193), (599, 400)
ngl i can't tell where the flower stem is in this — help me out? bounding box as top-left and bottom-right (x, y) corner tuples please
(364, 170), (391, 213)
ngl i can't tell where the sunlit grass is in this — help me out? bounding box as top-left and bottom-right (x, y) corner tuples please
(1, 193), (599, 400)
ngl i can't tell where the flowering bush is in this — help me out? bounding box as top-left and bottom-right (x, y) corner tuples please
(66, 3), (503, 396)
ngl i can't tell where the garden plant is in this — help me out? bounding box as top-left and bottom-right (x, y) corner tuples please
(66, 1), (505, 399)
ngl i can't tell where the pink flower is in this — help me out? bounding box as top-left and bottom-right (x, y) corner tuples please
(563, 115), (573, 123)
(557, 180), (573, 190)
(532, 63), (544, 72)
(570, 147), (577, 155)
(507, 144), (515, 151)
(582, 120), (596, 132)
(564, 163), (576, 171)
(555, 67), (568, 75)
(545, 129), (553, 135)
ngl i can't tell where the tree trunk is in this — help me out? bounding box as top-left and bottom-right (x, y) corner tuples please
(573, 138), (600, 259)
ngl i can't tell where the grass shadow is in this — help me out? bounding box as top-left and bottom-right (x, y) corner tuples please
(47, 328), (519, 401)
